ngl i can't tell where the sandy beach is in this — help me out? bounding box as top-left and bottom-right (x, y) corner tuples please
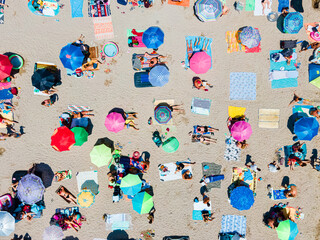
(1, 0), (320, 239)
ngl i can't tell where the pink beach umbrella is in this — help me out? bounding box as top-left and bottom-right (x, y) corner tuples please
(105, 112), (125, 133)
(189, 52), (212, 74)
(231, 121), (252, 141)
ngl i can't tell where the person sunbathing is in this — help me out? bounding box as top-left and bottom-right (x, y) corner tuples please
(202, 210), (214, 222)
(71, 110), (94, 118)
(0, 102), (15, 111)
(182, 170), (192, 180)
(175, 160), (196, 174)
(125, 119), (139, 130)
(82, 59), (101, 71)
(284, 184), (297, 198)
(56, 186), (77, 204)
(220, 5), (230, 16)
(190, 134), (217, 145)
(0, 114), (18, 125)
(310, 107), (320, 119)
(195, 126), (219, 134)
(288, 92), (312, 106)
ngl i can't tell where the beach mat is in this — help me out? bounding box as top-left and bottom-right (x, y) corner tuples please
(0, 89), (13, 100)
(202, 162), (222, 189)
(88, 4), (111, 17)
(0, 109), (12, 128)
(0, 82), (10, 90)
(68, 105), (91, 112)
(230, 72), (256, 100)
(304, 23), (320, 43)
(232, 167), (257, 194)
(258, 109), (280, 128)
(270, 188), (287, 200)
(228, 106), (246, 118)
(105, 213), (132, 231)
(220, 215), (247, 236)
(127, 29), (146, 47)
(254, 0), (272, 15)
(192, 201), (211, 220)
(245, 43), (261, 53)
(70, 0), (84, 17)
(76, 171), (99, 193)
(292, 105), (313, 117)
(224, 136), (241, 161)
(278, 0), (289, 12)
(185, 36), (213, 69)
(168, 0), (190, 7)
(159, 162), (192, 181)
(245, 0), (255, 11)
(191, 97), (211, 115)
(93, 16), (114, 40)
(225, 31), (246, 53)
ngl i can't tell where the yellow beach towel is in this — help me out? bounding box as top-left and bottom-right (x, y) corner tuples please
(226, 31), (246, 53)
(228, 106), (246, 118)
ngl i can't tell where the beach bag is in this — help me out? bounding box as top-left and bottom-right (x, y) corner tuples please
(280, 40), (297, 49)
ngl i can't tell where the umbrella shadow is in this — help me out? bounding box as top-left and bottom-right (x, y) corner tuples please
(12, 233), (32, 240)
(227, 180), (250, 198)
(140, 151), (150, 162)
(107, 230), (129, 240)
(277, 14), (286, 33)
(81, 180), (99, 195)
(108, 107), (125, 118)
(63, 237), (79, 240)
(94, 137), (115, 152)
(33, 163), (54, 188)
(281, 176), (290, 188)
(287, 112), (308, 134)
(3, 52), (25, 77)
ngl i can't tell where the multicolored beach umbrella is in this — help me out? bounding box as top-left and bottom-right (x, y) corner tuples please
(154, 105), (172, 124)
(239, 27), (261, 48)
(120, 174), (142, 196)
(194, 0), (223, 22)
(77, 189), (95, 208)
(283, 12), (303, 34)
(132, 192), (154, 214)
(276, 220), (299, 240)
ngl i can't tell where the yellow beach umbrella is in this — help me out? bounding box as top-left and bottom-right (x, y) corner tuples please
(77, 190), (95, 208)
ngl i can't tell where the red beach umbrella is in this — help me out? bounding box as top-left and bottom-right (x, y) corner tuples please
(51, 126), (75, 152)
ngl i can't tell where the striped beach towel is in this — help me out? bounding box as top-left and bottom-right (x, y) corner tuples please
(89, 4), (111, 17)
(225, 31), (246, 53)
(92, 16), (114, 40)
(68, 105), (91, 112)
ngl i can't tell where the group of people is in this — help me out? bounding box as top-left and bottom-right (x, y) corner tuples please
(189, 125), (219, 145)
(51, 211), (86, 232)
(139, 52), (168, 69)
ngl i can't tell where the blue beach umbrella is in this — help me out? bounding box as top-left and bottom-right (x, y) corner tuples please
(59, 43), (84, 71)
(194, 0), (223, 22)
(283, 12), (303, 34)
(239, 27), (261, 48)
(132, 192), (154, 214)
(230, 186), (254, 211)
(142, 27), (164, 49)
(17, 174), (45, 205)
(149, 65), (170, 87)
(294, 117), (319, 141)
(120, 174), (142, 196)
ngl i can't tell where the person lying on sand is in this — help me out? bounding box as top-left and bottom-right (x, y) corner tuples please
(192, 77), (213, 91)
(284, 184), (297, 198)
(190, 133), (217, 145)
(175, 160), (195, 174)
(288, 92), (312, 106)
(195, 125), (219, 134)
(182, 169), (192, 180)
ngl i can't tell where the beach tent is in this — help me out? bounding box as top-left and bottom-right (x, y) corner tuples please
(309, 63), (320, 89)
(28, 0), (60, 17)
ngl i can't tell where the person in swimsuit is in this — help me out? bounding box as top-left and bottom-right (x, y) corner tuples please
(195, 126), (219, 134)
(288, 92), (312, 106)
(192, 77), (213, 91)
(182, 170), (192, 180)
(124, 119), (139, 130)
(82, 59), (102, 71)
(220, 5), (229, 16)
(56, 186), (77, 204)
(190, 133), (217, 145)
(71, 110), (94, 119)
(0, 102), (15, 111)
(261, 0), (270, 15)
(284, 184), (297, 198)
(174, 160), (196, 174)
(0, 114), (18, 125)
(202, 210), (214, 222)
(41, 94), (58, 107)
(310, 107), (320, 119)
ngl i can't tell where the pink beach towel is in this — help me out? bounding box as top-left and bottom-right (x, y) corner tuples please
(245, 42), (261, 53)
(92, 16), (114, 40)
(0, 82), (11, 90)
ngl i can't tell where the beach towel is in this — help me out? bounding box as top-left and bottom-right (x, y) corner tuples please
(225, 31), (246, 53)
(245, 43), (261, 53)
(70, 0), (84, 17)
(220, 215), (247, 236)
(0, 82), (11, 90)
(224, 136), (241, 161)
(259, 109), (280, 128)
(270, 188), (287, 200)
(254, 0), (272, 15)
(105, 213), (132, 231)
(292, 105), (313, 117)
(0, 89), (12, 100)
(245, 0), (255, 11)
(0, 0), (5, 24)
(185, 36), (213, 69)
(269, 50), (298, 89)
(68, 105), (91, 112)
(88, 3), (111, 17)
(93, 16), (114, 40)
(168, 0), (190, 7)
(159, 162), (192, 181)
(304, 23), (320, 43)
(269, 70), (299, 81)
(278, 0), (289, 12)
(228, 106), (246, 118)
(76, 171), (99, 194)
(127, 29), (146, 48)
(232, 167), (257, 194)
(230, 72), (256, 100)
(56, 206), (79, 216)
(283, 144), (307, 167)
(192, 201), (212, 220)
(202, 162), (222, 189)
(191, 97), (212, 115)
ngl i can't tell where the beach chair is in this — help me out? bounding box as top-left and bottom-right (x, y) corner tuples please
(89, 46), (99, 59)
(134, 72), (153, 88)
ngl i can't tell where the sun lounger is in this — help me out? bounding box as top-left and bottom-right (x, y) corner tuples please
(185, 36), (213, 69)
(134, 72), (153, 88)
(202, 162), (222, 189)
(191, 97), (211, 115)
(230, 72), (256, 100)
(258, 109), (280, 128)
(192, 201), (212, 220)
(220, 215), (247, 236)
(158, 162), (192, 181)
(76, 171), (99, 194)
(232, 167), (257, 194)
(105, 213), (132, 231)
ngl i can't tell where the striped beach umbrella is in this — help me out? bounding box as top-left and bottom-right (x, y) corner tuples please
(154, 105), (172, 124)
(194, 0), (223, 22)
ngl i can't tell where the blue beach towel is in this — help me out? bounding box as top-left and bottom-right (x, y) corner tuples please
(272, 189), (286, 200)
(270, 50), (298, 89)
(0, 89), (13, 100)
(70, 0), (84, 18)
(278, 0), (289, 12)
(292, 105), (313, 117)
(185, 36), (213, 69)
(230, 72), (256, 100)
(192, 210), (212, 220)
(220, 215), (247, 236)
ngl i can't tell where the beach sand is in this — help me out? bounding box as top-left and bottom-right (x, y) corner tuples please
(1, 1), (320, 239)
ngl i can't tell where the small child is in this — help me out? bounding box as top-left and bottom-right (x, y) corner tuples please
(268, 161), (280, 172)
(246, 161), (261, 172)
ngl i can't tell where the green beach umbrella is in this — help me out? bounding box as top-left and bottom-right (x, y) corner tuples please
(120, 174), (142, 196)
(90, 144), (112, 168)
(276, 220), (299, 240)
(162, 137), (179, 153)
(132, 192), (154, 214)
(71, 127), (88, 146)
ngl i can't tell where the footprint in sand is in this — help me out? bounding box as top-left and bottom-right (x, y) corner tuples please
(104, 79), (112, 87)
(0, 148), (5, 156)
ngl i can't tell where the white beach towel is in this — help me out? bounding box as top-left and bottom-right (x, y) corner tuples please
(254, 0), (272, 16)
(76, 171), (98, 192)
(194, 201), (212, 211)
(269, 70), (299, 81)
(159, 162), (192, 182)
(105, 213), (132, 231)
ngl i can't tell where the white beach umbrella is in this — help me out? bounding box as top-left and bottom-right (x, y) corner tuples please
(0, 211), (15, 236)
(43, 225), (64, 240)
